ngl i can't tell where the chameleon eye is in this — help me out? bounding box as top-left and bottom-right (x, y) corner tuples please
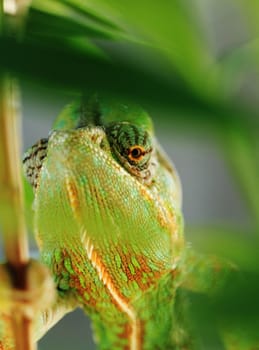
(128, 145), (145, 161)
(106, 122), (156, 183)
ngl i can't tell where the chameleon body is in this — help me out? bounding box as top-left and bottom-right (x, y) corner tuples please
(1, 96), (185, 349)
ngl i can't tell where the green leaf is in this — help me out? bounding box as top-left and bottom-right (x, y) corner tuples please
(189, 226), (259, 270)
(29, 0), (125, 40)
(187, 269), (259, 349)
(220, 122), (259, 229)
(220, 38), (259, 96)
(66, 0), (221, 99)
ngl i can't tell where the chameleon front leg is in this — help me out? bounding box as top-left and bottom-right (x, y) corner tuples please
(0, 260), (77, 349)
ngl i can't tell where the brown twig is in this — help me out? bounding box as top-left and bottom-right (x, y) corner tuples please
(0, 77), (28, 265)
(0, 76), (36, 350)
(0, 1), (43, 349)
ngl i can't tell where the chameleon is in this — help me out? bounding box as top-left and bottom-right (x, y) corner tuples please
(0, 95), (188, 350)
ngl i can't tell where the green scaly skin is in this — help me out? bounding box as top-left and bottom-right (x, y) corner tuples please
(1, 95), (187, 350)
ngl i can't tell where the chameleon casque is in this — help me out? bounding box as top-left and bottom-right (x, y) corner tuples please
(0, 95), (187, 350)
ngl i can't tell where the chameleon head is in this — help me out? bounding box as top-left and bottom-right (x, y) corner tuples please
(23, 96), (184, 298)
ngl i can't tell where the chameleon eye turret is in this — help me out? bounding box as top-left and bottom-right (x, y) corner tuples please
(106, 122), (156, 183)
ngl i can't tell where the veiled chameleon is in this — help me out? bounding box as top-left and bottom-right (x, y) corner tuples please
(1, 95), (187, 350)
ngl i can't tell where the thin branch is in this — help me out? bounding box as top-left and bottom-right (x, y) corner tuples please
(0, 77), (28, 265)
(0, 2), (44, 349)
(0, 75), (36, 350)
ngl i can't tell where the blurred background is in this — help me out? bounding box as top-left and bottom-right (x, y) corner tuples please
(1, 0), (259, 349)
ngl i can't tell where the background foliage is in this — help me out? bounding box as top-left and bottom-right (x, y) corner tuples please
(1, 1), (259, 349)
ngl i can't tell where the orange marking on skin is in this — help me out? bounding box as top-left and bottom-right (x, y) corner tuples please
(118, 320), (144, 350)
(118, 323), (132, 350)
(134, 256), (164, 289)
(113, 248), (167, 292)
(65, 178), (80, 217)
(82, 234), (142, 350)
(139, 185), (177, 233)
(53, 249), (98, 308)
(140, 187), (153, 201)
(157, 207), (175, 230)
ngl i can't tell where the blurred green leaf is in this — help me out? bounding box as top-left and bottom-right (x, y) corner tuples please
(221, 123), (259, 229)
(187, 269), (259, 349)
(28, 0), (125, 40)
(237, 0), (259, 36)
(1, 0), (259, 129)
(67, 0), (221, 98)
(186, 291), (225, 350)
(189, 226), (259, 270)
(0, 35), (217, 114)
(220, 38), (259, 97)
